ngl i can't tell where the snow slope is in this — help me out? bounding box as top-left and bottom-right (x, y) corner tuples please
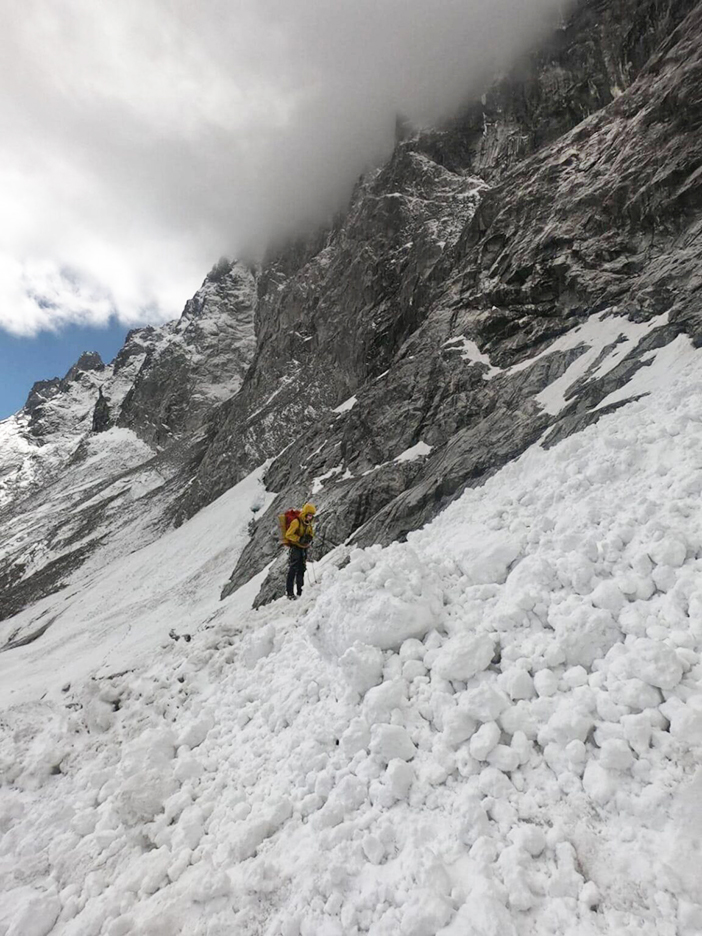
(0, 464), (274, 708)
(2, 339), (702, 935)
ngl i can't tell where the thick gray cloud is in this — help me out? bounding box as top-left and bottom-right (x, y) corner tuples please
(0, 0), (568, 335)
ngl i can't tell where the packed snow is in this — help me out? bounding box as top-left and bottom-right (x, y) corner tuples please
(394, 441), (433, 463)
(3, 340), (702, 935)
(333, 396), (358, 415)
(443, 308), (674, 416)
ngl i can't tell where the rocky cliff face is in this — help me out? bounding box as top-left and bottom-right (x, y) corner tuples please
(2, 0), (701, 625)
(214, 0), (702, 604)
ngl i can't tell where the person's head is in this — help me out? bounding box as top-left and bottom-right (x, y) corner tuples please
(301, 503), (316, 522)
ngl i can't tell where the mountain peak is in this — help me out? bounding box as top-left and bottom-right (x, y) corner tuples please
(63, 351), (105, 383)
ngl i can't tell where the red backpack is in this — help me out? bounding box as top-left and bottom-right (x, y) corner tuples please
(278, 509), (300, 544)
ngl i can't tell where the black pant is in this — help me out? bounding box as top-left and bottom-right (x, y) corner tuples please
(287, 546), (306, 596)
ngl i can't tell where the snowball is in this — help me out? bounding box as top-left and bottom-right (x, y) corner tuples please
(460, 682), (510, 722)
(533, 670), (559, 698)
(386, 759), (414, 799)
(478, 767), (515, 799)
(501, 668), (536, 701)
(510, 824), (546, 857)
(510, 731), (533, 766)
(591, 581), (626, 613)
(116, 769), (178, 825)
(548, 599), (622, 667)
(469, 722), (501, 761)
(649, 535), (687, 568)
(339, 641), (384, 695)
(607, 677), (661, 711)
(340, 717), (371, 757)
(608, 638), (683, 690)
(620, 713), (652, 755)
(487, 744), (520, 772)
(370, 724), (417, 763)
(431, 634), (496, 683)
(565, 740), (587, 769)
(500, 701), (540, 740)
(665, 700), (702, 747)
(538, 706), (594, 747)
(598, 738), (634, 771)
(456, 534), (523, 585)
(562, 666), (588, 688)
(442, 708), (477, 747)
(582, 761), (614, 805)
(652, 565), (677, 592)
(363, 679), (407, 724)
(400, 638), (426, 661)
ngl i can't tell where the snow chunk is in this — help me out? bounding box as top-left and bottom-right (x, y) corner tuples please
(370, 724), (417, 763)
(469, 722), (501, 761)
(548, 599), (622, 667)
(583, 761), (615, 805)
(648, 534), (687, 568)
(432, 634), (495, 683)
(460, 682), (510, 722)
(608, 637), (684, 690)
(177, 711), (214, 749)
(363, 678), (407, 724)
(661, 697), (702, 747)
(339, 641), (384, 695)
(533, 670), (559, 698)
(455, 534), (523, 586)
(442, 708), (477, 747)
(538, 706), (594, 747)
(6, 894), (60, 936)
(309, 546), (443, 654)
(501, 668), (536, 701)
(386, 759), (415, 799)
(598, 738), (634, 771)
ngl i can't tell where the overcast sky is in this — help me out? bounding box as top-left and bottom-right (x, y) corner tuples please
(0, 0), (568, 338)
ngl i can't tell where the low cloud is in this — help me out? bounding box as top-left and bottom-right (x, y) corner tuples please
(0, 0), (568, 336)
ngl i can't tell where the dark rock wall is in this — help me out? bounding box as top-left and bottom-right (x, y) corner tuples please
(220, 0), (702, 605)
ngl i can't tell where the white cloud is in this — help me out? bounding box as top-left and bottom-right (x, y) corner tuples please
(0, 0), (567, 337)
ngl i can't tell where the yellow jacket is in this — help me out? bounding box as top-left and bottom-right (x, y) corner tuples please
(285, 503), (316, 547)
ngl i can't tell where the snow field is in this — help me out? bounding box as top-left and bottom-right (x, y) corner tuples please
(0, 462), (274, 707)
(3, 353), (702, 934)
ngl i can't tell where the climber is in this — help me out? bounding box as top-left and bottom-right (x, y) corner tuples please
(284, 503), (316, 600)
